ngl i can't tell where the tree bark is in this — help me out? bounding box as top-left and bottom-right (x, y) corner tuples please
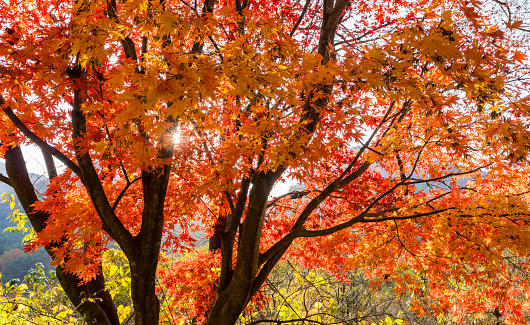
(205, 172), (278, 325)
(4, 145), (120, 325)
(129, 256), (161, 325)
(128, 165), (172, 325)
(204, 2), (349, 323)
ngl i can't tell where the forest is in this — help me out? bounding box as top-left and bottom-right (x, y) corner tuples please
(0, 162), (51, 282)
(1, 0), (530, 324)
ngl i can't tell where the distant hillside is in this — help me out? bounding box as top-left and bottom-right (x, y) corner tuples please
(0, 161), (52, 282)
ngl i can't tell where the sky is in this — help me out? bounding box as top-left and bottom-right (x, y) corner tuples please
(0, 143), (61, 176)
(1, 143), (295, 197)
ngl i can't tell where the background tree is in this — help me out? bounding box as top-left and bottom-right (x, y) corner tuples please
(239, 261), (405, 325)
(1, 0), (530, 324)
(239, 261), (522, 325)
(0, 263), (76, 325)
(0, 248), (24, 273)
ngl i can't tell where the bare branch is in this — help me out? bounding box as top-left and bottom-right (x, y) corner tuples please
(112, 177), (142, 211)
(0, 174), (11, 187)
(404, 164), (491, 186)
(299, 207), (456, 238)
(290, 0), (312, 37)
(267, 190), (311, 208)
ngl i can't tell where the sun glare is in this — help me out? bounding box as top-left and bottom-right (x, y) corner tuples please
(172, 129), (181, 145)
(173, 131), (180, 144)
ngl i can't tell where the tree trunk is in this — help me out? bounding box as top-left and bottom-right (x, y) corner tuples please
(205, 285), (250, 325)
(4, 145), (120, 325)
(55, 264), (120, 325)
(130, 262), (160, 325)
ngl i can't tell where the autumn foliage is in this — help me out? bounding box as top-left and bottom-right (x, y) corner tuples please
(1, 0), (530, 324)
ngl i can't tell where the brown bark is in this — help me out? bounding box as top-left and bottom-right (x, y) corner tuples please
(4, 145), (120, 325)
(204, 2), (349, 323)
(3, 1), (351, 324)
(68, 46), (172, 322)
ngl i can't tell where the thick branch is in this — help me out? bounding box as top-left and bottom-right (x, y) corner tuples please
(105, 0), (138, 61)
(261, 160), (483, 268)
(41, 148), (58, 179)
(1, 102), (81, 176)
(4, 144), (120, 325)
(218, 176), (250, 291)
(191, 0), (218, 53)
(207, 1), (352, 322)
(259, 101), (401, 272)
(253, 227), (305, 297)
(318, 0), (349, 61)
(71, 87), (134, 254)
(233, 174), (277, 282)
(226, 177), (251, 236)
(290, 161), (370, 231)
(0, 174), (11, 186)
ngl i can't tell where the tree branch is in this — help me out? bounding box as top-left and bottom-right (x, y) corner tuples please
(112, 176), (142, 211)
(105, 0), (138, 61)
(260, 159), (483, 268)
(290, 0), (312, 37)
(300, 207), (456, 238)
(41, 148), (58, 179)
(4, 144), (120, 325)
(404, 164), (490, 186)
(71, 79), (134, 254)
(267, 190), (311, 208)
(218, 176), (250, 291)
(0, 174), (11, 187)
(1, 102), (81, 176)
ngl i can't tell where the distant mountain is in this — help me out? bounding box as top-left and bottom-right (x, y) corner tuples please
(0, 160), (49, 199)
(0, 161), (52, 282)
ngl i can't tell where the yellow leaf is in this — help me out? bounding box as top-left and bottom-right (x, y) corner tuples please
(442, 10), (453, 24)
(110, 30), (124, 40)
(109, 264), (118, 276)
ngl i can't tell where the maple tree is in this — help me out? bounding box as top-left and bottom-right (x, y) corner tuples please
(1, 0), (530, 324)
